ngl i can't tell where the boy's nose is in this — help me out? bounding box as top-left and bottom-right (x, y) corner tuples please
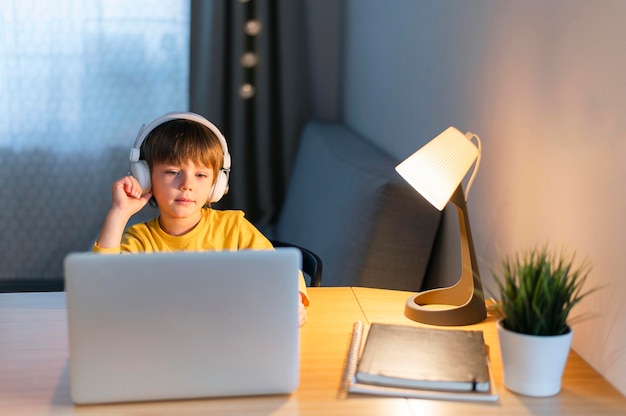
(179, 174), (193, 190)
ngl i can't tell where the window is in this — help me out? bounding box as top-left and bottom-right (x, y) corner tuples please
(0, 0), (190, 151)
(0, 0), (190, 283)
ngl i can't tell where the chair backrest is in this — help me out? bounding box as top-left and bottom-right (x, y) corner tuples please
(271, 240), (322, 287)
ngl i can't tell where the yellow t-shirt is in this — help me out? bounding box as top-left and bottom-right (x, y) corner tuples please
(93, 208), (309, 305)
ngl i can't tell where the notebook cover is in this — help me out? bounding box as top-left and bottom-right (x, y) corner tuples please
(355, 323), (490, 392)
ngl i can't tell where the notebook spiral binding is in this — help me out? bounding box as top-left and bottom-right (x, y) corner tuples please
(339, 321), (365, 398)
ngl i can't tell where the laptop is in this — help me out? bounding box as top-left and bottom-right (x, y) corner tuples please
(63, 248), (302, 405)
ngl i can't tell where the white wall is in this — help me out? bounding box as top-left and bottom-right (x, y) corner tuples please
(343, 0), (626, 395)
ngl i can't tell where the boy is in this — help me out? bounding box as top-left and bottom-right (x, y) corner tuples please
(93, 112), (308, 325)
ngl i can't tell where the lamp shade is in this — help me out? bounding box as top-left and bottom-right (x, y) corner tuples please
(395, 127), (479, 211)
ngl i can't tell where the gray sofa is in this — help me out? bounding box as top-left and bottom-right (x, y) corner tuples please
(267, 121), (442, 291)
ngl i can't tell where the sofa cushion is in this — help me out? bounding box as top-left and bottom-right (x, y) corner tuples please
(273, 121), (441, 291)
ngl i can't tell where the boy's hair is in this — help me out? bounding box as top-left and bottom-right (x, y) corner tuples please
(141, 119), (224, 179)
(140, 119), (224, 206)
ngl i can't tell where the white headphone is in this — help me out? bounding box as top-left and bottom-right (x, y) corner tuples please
(129, 112), (231, 203)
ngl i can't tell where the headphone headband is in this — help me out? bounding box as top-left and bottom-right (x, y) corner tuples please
(130, 111), (231, 171)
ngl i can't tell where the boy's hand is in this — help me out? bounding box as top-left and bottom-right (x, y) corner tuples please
(299, 298), (307, 327)
(95, 176), (152, 249)
(111, 176), (152, 216)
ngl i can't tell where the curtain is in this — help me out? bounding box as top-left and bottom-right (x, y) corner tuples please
(189, 0), (312, 227)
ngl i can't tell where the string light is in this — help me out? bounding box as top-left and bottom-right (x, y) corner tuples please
(239, 83), (256, 99)
(240, 0), (259, 100)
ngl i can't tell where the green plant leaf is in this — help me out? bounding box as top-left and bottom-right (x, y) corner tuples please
(490, 245), (598, 336)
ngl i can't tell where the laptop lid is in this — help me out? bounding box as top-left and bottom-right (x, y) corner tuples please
(64, 249), (301, 405)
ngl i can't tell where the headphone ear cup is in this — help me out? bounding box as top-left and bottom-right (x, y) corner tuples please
(209, 170), (229, 203)
(130, 160), (151, 193)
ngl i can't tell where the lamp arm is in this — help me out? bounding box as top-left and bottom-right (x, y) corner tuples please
(449, 184), (483, 298)
(464, 132), (482, 200)
(404, 184), (487, 326)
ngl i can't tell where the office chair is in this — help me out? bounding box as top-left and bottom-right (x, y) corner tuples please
(271, 240), (323, 287)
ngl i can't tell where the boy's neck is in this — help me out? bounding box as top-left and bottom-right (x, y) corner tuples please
(158, 210), (204, 236)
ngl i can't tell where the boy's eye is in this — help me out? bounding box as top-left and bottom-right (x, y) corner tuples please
(166, 170), (179, 176)
(197, 173), (208, 178)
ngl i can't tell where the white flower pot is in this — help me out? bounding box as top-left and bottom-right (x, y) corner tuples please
(496, 320), (573, 397)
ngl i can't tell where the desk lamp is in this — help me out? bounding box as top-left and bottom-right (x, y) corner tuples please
(395, 126), (486, 326)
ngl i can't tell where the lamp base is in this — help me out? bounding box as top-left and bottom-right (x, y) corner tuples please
(404, 289), (486, 326)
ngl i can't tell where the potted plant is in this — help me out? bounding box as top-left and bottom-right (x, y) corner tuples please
(489, 245), (598, 397)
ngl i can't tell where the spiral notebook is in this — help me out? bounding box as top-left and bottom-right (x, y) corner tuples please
(64, 249), (302, 405)
(341, 322), (499, 402)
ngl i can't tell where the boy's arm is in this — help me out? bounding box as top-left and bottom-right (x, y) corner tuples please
(298, 271), (310, 306)
(96, 176), (151, 249)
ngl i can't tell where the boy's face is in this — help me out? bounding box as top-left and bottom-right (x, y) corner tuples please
(150, 160), (215, 223)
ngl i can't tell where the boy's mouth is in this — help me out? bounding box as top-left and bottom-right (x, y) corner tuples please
(175, 198), (194, 204)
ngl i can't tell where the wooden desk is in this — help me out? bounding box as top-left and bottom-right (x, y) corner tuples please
(1, 287), (625, 415)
